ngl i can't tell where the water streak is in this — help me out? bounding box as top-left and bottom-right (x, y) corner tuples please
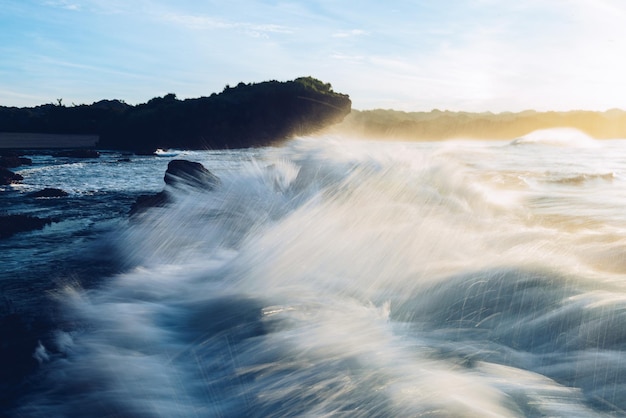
(10, 136), (626, 416)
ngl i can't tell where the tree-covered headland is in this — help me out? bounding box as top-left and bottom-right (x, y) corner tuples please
(0, 77), (352, 152)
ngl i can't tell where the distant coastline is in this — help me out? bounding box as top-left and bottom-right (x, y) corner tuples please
(3, 77), (626, 151)
(330, 108), (626, 140)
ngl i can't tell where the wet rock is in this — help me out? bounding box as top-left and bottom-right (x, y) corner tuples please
(28, 188), (69, 198)
(130, 159), (220, 215)
(0, 214), (52, 239)
(0, 312), (39, 407)
(129, 191), (169, 215)
(133, 148), (159, 156)
(164, 159), (221, 189)
(0, 168), (23, 185)
(54, 149), (100, 158)
(0, 156), (32, 168)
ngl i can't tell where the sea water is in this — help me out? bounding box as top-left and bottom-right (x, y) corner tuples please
(3, 130), (626, 416)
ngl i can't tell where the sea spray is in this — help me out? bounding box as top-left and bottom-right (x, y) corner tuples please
(11, 135), (626, 416)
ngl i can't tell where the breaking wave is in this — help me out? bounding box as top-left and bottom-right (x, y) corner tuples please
(10, 136), (626, 417)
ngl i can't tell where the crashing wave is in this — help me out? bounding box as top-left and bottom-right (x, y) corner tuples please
(511, 128), (598, 147)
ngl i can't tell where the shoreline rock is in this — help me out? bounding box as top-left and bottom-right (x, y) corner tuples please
(54, 149), (100, 158)
(164, 159), (220, 189)
(0, 167), (23, 185)
(0, 155), (32, 168)
(130, 159), (220, 215)
(0, 311), (40, 409)
(28, 188), (68, 198)
(0, 215), (52, 239)
(129, 191), (169, 215)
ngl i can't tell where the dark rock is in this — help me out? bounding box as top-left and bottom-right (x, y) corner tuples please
(134, 148), (158, 156)
(55, 149), (100, 158)
(0, 168), (23, 185)
(0, 214), (52, 239)
(0, 312), (39, 406)
(130, 159), (220, 215)
(28, 188), (68, 198)
(0, 303), (57, 411)
(129, 191), (169, 215)
(164, 159), (220, 189)
(0, 156), (32, 168)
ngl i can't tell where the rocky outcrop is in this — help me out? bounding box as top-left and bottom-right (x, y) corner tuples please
(0, 311), (39, 407)
(0, 152), (29, 185)
(130, 159), (220, 215)
(0, 155), (32, 168)
(164, 159), (221, 189)
(0, 215), (52, 239)
(129, 191), (169, 215)
(54, 149), (100, 158)
(0, 168), (23, 185)
(28, 188), (68, 198)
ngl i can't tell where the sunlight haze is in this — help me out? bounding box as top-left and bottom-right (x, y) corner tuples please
(1, 0), (625, 111)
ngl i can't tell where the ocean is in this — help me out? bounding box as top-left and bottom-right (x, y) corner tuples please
(2, 129), (626, 416)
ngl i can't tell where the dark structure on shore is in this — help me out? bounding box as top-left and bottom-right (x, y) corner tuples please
(0, 77), (352, 152)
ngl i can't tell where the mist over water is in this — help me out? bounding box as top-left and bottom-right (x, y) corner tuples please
(9, 132), (626, 416)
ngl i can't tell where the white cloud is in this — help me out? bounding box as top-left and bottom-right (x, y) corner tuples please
(43, 0), (80, 11)
(350, 0), (626, 111)
(160, 13), (233, 30)
(332, 29), (366, 38)
(160, 12), (292, 36)
(7, 0), (626, 110)
(330, 52), (365, 62)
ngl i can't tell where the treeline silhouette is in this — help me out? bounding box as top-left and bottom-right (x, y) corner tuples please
(334, 108), (626, 140)
(0, 77), (351, 151)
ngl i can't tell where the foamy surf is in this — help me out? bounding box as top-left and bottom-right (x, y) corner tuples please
(12, 135), (626, 417)
(511, 128), (599, 147)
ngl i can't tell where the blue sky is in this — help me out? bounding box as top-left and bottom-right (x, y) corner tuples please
(2, 0), (626, 111)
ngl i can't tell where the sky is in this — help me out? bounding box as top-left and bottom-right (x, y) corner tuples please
(1, 0), (626, 111)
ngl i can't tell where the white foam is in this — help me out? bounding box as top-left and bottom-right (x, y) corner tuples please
(17, 135), (626, 416)
(511, 128), (598, 147)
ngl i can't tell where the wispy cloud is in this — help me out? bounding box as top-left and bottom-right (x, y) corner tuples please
(5, 0), (626, 110)
(330, 52), (365, 62)
(0, 88), (50, 105)
(43, 0), (80, 11)
(160, 13), (293, 37)
(332, 29), (366, 38)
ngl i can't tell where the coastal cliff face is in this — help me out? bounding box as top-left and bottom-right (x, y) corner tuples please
(0, 77), (352, 152)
